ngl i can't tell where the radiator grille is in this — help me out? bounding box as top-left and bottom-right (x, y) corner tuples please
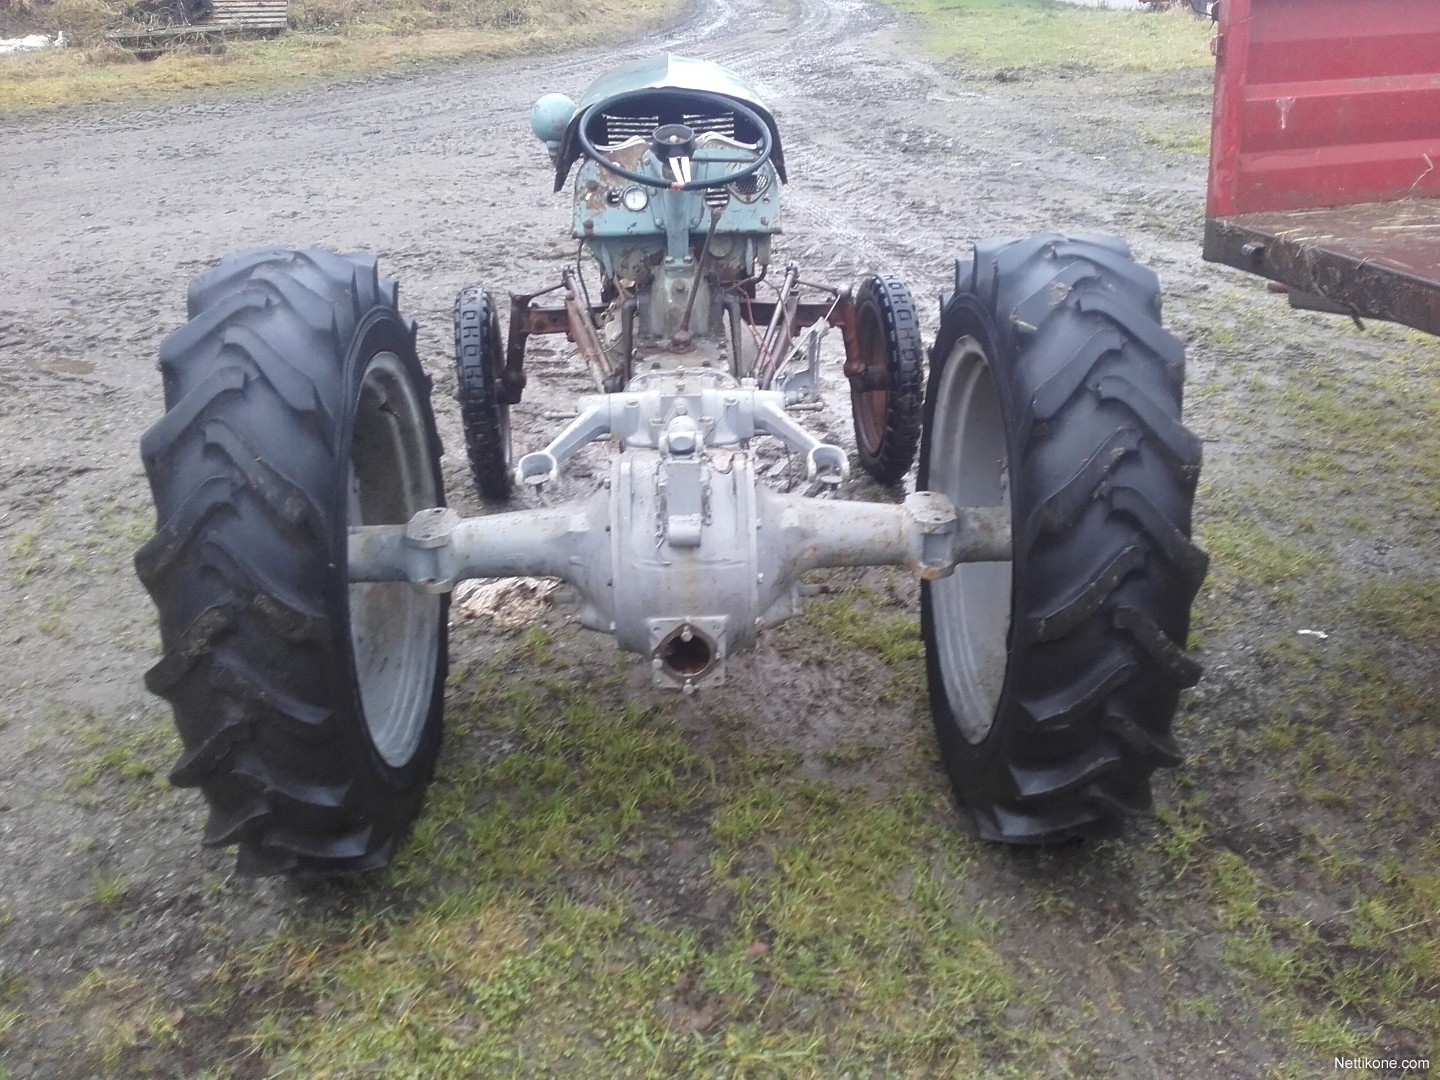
(683, 112), (737, 138)
(600, 111), (737, 148)
(732, 172), (763, 196)
(601, 114), (657, 145)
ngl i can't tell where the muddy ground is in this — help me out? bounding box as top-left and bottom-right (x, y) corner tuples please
(1, 0), (1436, 1076)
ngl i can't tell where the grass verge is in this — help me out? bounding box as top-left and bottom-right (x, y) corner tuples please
(882, 0), (1212, 74)
(1170, 280), (1440, 1073)
(0, 0), (684, 112)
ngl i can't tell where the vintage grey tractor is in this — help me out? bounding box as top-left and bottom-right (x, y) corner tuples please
(135, 56), (1206, 875)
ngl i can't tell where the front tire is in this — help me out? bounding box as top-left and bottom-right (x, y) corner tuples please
(850, 275), (923, 485)
(454, 286), (513, 502)
(135, 248), (448, 876)
(920, 235), (1207, 843)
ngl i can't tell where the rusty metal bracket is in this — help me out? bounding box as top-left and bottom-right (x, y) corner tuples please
(562, 266), (613, 391)
(830, 294), (882, 390)
(502, 292), (536, 404)
(506, 281), (612, 401)
(739, 298), (838, 331)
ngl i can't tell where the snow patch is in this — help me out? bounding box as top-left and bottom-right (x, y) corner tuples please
(0, 32), (66, 55)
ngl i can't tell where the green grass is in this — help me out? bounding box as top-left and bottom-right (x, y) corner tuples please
(1169, 271), (1440, 1069)
(125, 635), (1077, 1079)
(1193, 288), (1440, 524)
(0, 1011), (22, 1058)
(0, 0), (684, 111)
(1143, 121), (1210, 155)
(1148, 677), (1440, 1069)
(36, 593), (72, 640)
(5, 498), (150, 584)
(1188, 286), (1440, 656)
(1211, 836), (1440, 1072)
(1351, 578), (1440, 644)
(802, 587), (924, 670)
(238, 799), (1038, 1076)
(150, 580), (1439, 1080)
(1197, 515), (1334, 600)
(65, 707), (182, 808)
(769, 582), (927, 705)
(6, 526), (47, 585)
(90, 870), (129, 908)
(883, 0), (1212, 73)
(56, 968), (182, 1072)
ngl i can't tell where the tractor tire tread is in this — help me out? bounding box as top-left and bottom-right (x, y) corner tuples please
(922, 234), (1205, 844)
(852, 274), (923, 485)
(137, 247), (444, 876)
(454, 286), (514, 502)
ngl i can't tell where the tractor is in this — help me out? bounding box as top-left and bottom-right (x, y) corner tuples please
(135, 56), (1206, 875)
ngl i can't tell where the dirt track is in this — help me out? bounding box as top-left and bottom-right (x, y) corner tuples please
(2, 0), (1437, 1075)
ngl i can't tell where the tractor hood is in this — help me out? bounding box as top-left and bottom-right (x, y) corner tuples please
(552, 55), (787, 192)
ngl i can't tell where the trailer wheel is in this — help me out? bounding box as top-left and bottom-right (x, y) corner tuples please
(850, 275), (923, 484)
(135, 248), (448, 876)
(920, 235), (1207, 843)
(454, 286), (513, 502)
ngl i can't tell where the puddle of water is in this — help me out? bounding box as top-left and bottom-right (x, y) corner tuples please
(21, 357), (95, 376)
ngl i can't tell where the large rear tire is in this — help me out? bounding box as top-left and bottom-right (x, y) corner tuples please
(135, 248), (448, 876)
(919, 235), (1207, 843)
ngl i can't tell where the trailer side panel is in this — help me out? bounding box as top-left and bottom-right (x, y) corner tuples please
(1206, 0), (1440, 219)
(1204, 0), (1440, 335)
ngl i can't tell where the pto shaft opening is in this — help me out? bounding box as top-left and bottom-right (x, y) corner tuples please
(656, 624), (716, 681)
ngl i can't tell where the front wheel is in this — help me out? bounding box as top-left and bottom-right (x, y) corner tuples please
(135, 248), (448, 875)
(849, 275), (923, 485)
(920, 234), (1207, 843)
(454, 286), (513, 502)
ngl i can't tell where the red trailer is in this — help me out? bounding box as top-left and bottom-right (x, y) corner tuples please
(1203, 0), (1440, 335)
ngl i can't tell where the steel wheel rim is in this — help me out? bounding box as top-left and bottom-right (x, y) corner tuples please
(928, 337), (1012, 744)
(853, 302), (887, 454)
(498, 402), (513, 472)
(856, 390), (887, 452)
(491, 324), (512, 472)
(348, 351), (441, 768)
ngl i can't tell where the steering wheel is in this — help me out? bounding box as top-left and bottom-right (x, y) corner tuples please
(574, 88), (774, 192)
